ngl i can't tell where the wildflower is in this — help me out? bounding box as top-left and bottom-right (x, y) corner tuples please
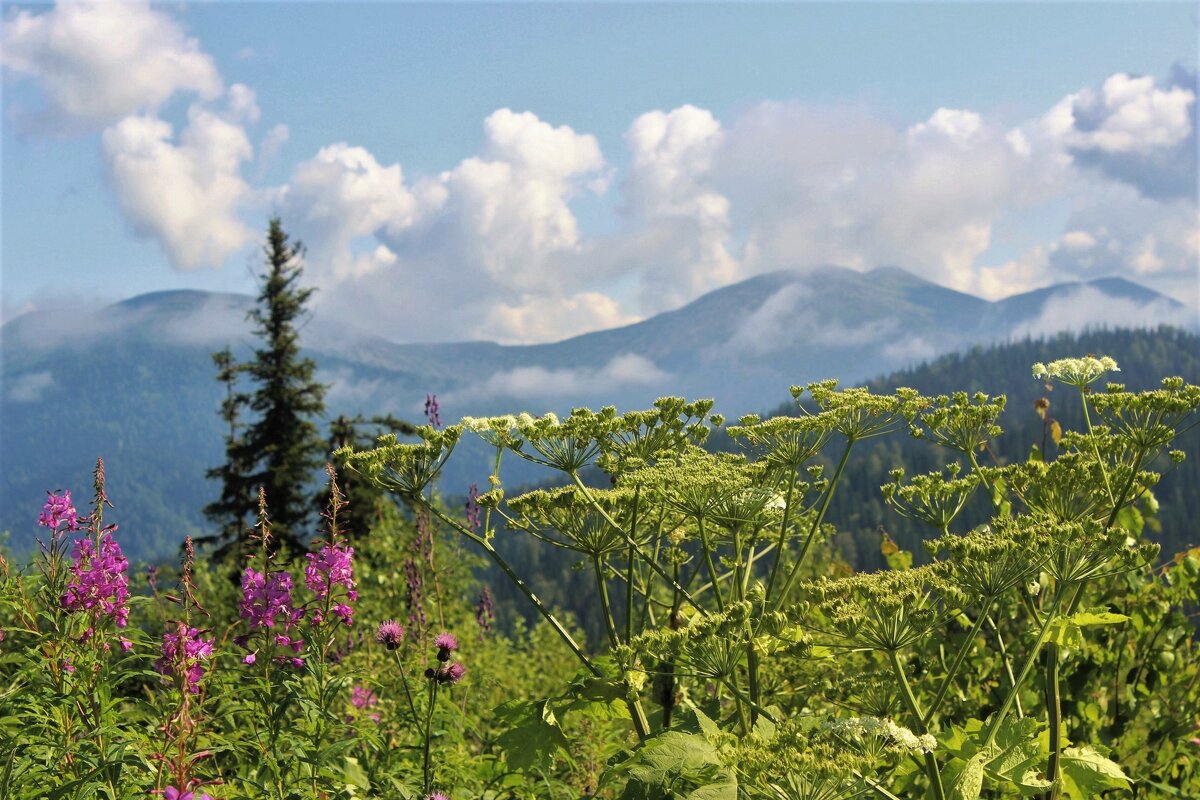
(475, 586), (494, 636)
(1032, 356), (1119, 387)
(162, 787), (214, 800)
(38, 489), (81, 531)
(376, 620), (405, 650)
(351, 684), (378, 709)
(426, 793), (450, 800)
(61, 532), (130, 628)
(434, 632), (458, 661)
(304, 541), (356, 600)
(239, 568), (300, 631)
(465, 483), (482, 529)
(425, 393), (442, 428)
(442, 662), (466, 685)
(157, 626), (215, 694)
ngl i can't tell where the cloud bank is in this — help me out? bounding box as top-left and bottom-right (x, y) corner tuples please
(4, 2), (1196, 344)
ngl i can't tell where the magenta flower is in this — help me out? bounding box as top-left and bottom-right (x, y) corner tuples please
(426, 793), (450, 800)
(442, 662), (466, 685)
(376, 620), (404, 650)
(162, 787), (214, 800)
(157, 626), (215, 694)
(434, 632), (458, 662)
(304, 541), (356, 600)
(239, 568), (300, 632)
(61, 532), (130, 628)
(38, 490), (81, 531)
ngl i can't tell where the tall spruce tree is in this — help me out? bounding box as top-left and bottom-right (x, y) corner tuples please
(204, 218), (327, 558)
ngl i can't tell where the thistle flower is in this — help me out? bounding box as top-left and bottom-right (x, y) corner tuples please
(61, 532), (130, 628)
(434, 632), (458, 661)
(376, 620), (405, 649)
(38, 489), (81, 531)
(426, 793), (450, 800)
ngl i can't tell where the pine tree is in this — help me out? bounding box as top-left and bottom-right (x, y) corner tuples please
(203, 218), (327, 558)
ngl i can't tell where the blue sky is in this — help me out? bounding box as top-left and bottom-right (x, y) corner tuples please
(2, 2), (1197, 343)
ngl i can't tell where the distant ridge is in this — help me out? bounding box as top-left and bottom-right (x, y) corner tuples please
(2, 265), (1194, 561)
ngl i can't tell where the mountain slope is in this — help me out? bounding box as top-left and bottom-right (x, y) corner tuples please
(1, 266), (1193, 561)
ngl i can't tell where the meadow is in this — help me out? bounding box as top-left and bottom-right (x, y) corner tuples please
(1, 355), (1199, 799)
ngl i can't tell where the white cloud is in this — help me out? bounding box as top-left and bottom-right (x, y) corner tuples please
(448, 354), (670, 403)
(1011, 286), (1198, 339)
(1046, 72), (1193, 155)
(1, 0), (221, 133)
(482, 291), (639, 344)
(102, 104), (254, 270)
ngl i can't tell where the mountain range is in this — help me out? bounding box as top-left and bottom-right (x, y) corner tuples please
(2, 265), (1195, 561)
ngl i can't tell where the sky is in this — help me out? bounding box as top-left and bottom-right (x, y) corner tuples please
(2, 1), (1197, 345)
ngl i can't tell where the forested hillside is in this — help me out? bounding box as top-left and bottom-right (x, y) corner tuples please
(485, 326), (1200, 646)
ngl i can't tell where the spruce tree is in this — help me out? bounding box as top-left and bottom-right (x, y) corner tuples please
(204, 218), (327, 557)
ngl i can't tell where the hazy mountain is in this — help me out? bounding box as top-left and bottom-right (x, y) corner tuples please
(2, 266), (1193, 561)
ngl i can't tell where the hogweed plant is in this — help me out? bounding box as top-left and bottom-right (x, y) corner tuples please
(340, 357), (1200, 799)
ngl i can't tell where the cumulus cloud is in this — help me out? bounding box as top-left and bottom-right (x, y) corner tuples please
(102, 104), (254, 270)
(1042, 67), (1197, 200)
(447, 353), (670, 403)
(1, 0), (222, 133)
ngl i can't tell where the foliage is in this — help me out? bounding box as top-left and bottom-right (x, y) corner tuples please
(3, 354), (1199, 798)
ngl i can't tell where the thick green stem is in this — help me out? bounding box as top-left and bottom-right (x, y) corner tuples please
(696, 517), (725, 613)
(987, 614), (1024, 718)
(774, 437), (855, 609)
(570, 472), (707, 615)
(1045, 643), (1063, 800)
(983, 585), (1068, 748)
(924, 603), (992, 725)
(888, 650), (945, 800)
(763, 467), (798, 600)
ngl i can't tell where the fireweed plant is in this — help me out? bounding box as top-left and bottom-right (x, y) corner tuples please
(339, 358), (1200, 799)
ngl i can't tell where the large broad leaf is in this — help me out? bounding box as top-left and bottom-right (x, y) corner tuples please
(495, 699), (573, 773)
(943, 752), (986, 800)
(942, 717), (1051, 796)
(616, 731), (737, 800)
(1059, 745), (1131, 799)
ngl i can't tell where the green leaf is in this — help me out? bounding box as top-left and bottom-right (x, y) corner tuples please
(614, 731), (737, 800)
(495, 699), (573, 773)
(943, 752), (986, 800)
(1059, 745), (1131, 799)
(342, 756), (370, 791)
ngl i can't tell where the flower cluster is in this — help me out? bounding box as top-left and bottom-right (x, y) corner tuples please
(304, 541), (357, 626)
(162, 787), (214, 800)
(237, 568), (303, 665)
(465, 482), (482, 530)
(1032, 355), (1119, 387)
(820, 716), (937, 755)
(424, 393), (442, 428)
(61, 532), (130, 629)
(38, 489), (82, 532)
(156, 625), (215, 694)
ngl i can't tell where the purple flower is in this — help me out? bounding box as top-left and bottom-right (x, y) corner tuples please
(239, 568), (298, 632)
(156, 626), (215, 694)
(351, 684), (378, 709)
(38, 490), (81, 532)
(475, 586), (494, 637)
(61, 532), (130, 628)
(434, 632), (458, 661)
(304, 542), (355, 600)
(426, 793), (450, 800)
(424, 394), (442, 428)
(442, 662), (466, 685)
(162, 788), (214, 800)
(376, 620), (404, 650)
(465, 483), (481, 530)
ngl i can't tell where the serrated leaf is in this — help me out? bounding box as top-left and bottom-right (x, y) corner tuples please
(944, 752), (986, 800)
(1060, 745), (1131, 799)
(495, 699), (572, 773)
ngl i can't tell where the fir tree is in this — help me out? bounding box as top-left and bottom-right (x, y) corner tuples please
(204, 218), (327, 558)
